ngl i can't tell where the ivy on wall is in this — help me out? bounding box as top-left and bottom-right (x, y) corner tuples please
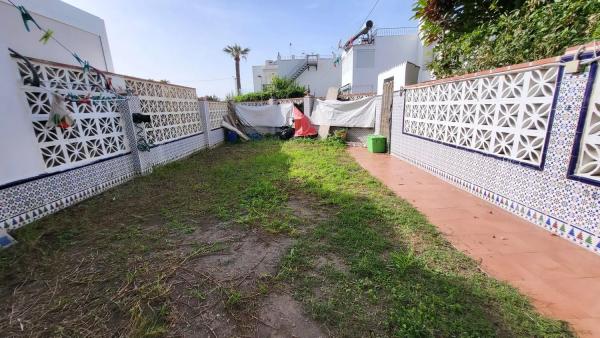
(414, 0), (600, 77)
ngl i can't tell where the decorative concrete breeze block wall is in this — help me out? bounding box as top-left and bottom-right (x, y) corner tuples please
(207, 101), (228, 147)
(390, 48), (600, 254)
(0, 57), (224, 245)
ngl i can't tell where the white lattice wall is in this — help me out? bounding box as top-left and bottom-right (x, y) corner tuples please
(208, 101), (228, 130)
(572, 69), (600, 182)
(403, 68), (558, 167)
(125, 78), (202, 145)
(1, 56), (214, 235)
(15, 58), (130, 172)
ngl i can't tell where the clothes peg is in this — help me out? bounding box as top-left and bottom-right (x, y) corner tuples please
(17, 5), (41, 32)
(39, 29), (54, 44)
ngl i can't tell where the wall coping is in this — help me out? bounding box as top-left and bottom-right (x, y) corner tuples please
(405, 41), (600, 90)
(15, 54), (196, 90)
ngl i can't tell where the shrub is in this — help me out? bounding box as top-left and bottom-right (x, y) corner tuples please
(233, 76), (306, 102)
(414, 0), (600, 77)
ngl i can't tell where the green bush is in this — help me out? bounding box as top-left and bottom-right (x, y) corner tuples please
(415, 0), (600, 77)
(233, 76), (306, 102)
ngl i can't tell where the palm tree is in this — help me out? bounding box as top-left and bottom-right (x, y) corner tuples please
(223, 44), (250, 95)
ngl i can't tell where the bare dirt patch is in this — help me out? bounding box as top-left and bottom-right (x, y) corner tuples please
(315, 254), (348, 273)
(287, 196), (331, 224)
(167, 219), (327, 337)
(257, 293), (326, 338)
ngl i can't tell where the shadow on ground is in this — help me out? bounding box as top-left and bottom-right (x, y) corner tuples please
(0, 140), (573, 337)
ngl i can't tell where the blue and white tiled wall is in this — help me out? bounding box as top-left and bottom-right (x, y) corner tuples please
(391, 54), (600, 254)
(0, 58), (222, 247)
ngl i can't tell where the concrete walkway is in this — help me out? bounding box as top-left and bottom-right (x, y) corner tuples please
(348, 147), (600, 338)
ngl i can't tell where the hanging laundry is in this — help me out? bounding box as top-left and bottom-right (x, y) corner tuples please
(17, 5), (41, 32)
(39, 29), (54, 44)
(47, 93), (75, 129)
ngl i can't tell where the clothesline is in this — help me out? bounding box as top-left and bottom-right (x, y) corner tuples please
(7, 0), (88, 71)
(5, 0), (125, 99)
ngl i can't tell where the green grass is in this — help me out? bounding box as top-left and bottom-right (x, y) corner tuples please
(275, 139), (572, 337)
(0, 139), (573, 337)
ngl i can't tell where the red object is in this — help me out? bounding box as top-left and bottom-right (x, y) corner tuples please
(78, 96), (91, 104)
(293, 106), (317, 137)
(57, 120), (70, 129)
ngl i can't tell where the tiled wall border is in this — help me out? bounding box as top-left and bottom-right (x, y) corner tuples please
(1, 154), (136, 232)
(394, 153), (600, 253)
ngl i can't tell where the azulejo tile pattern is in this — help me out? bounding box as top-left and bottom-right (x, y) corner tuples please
(403, 68), (558, 167)
(143, 134), (208, 169)
(391, 64), (600, 255)
(15, 59), (130, 171)
(125, 78), (203, 145)
(1, 155), (136, 231)
(395, 154), (600, 252)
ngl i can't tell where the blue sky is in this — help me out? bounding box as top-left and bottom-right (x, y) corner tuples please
(63, 0), (418, 98)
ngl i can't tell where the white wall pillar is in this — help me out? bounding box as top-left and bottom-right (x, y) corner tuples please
(303, 95), (314, 117)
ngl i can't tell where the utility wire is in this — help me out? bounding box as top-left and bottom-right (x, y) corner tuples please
(357, 0), (380, 30)
(7, 0), (97, 72)
(6, 0), (125, 100)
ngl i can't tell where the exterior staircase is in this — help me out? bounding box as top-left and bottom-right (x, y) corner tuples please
(286, 54), (319, 81)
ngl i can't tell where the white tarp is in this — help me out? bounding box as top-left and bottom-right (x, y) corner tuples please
(310, 96), (376, 128)
(235, 103), (293, 127)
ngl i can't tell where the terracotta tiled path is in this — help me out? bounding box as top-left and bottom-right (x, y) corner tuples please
(348, 147), (600, 338)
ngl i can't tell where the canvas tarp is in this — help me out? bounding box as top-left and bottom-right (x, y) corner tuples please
(293, 106), (317, 137)
(235, 103), (293, 127)
(310, 96), (376, 128)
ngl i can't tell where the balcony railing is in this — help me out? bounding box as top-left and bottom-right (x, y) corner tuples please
(374, 27), (417, 37)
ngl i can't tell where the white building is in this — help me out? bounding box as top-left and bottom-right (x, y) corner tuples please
(252, 54), (342, 97)
(341, 27), (432, 94)
(0, 0), (113, 71)
(0, 0), (114, 186)
(376, 62), (420, 95)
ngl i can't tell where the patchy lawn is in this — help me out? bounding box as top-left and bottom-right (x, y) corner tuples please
(0, 139), (573, 337)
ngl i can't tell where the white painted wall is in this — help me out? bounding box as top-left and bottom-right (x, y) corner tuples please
(341, 48), (353, 90)
(0, 40), (46, 185)
(342, 33), (433, 94)
(252, 56), (342, 97)
(276, 58), (305, 78)
(0, 0), (113, 71)
(0, 0), (114, 185)
(376, 62), (420, 95)
(296, 58), (341, 97)
(252, 65), (264, 92)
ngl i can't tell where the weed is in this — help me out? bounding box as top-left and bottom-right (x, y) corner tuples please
(188, 288), (206, 301)
(225, 289), (242, 308)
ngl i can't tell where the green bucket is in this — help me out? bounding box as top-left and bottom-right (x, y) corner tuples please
(367, 135), (387, 153)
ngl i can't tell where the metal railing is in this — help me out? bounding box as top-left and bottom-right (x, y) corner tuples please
(374, 27), (417, 37)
